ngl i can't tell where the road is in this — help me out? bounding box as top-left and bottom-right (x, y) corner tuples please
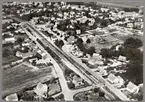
(18, 19), (130, 101)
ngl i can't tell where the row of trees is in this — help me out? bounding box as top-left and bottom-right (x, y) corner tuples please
(123, 8), (139, 13)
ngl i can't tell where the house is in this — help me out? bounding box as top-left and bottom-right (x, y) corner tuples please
(62, 44), (72, 53)
(99, 69), (108, 76)
(76, 30), (81, 35)
(107, 74), (120, 84)
(4, 37), (16, 43)
(114, 76), (124, 88)
(41, 52), (47, 59)
(127, 23), (134, 28)
(118, 55), (127, 62)
(67, 36), (76, 44)
(34, 82), (48, 98)
(88, 53), (104, 66)
(16, 51), (36, 59)
(115, 44), (122, 51)
(2, 32), (14, 36)
(81, 36), (88, 42)
(5, 93), (18, 101)
(100, 8), (109, 12)
(22, 42), (30, 46)
(126, 81), (139, 94)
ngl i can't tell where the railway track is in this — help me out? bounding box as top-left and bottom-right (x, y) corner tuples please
(21, 22), (130, 101)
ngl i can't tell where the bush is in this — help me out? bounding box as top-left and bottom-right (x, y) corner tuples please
(68, 82), (75, 89)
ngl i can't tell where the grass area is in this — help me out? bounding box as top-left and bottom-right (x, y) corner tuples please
(14, 33), (28, 39)
(2, 63), (53, 97)
(2, 55), (21, 65)
(74, 89), (108, 101)
(2, 46), (21, 65)
(47, 80), (61, 96)
(84, 35), (122, 53)
(55, 94), (65, 101)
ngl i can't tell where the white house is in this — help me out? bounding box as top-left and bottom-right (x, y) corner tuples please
(126, 81), (139, 94)
(107, 74), (120, 84)
(114, 76), (124, 88)
(22, 42), (30, 46)
(118, 55), (127, 62)
(5, 93), (18, 101)
(115, 44), (122, 51)
(127, 23), (134, 28)
(4, 37), (16, 43)
(34, 82), (48, 98)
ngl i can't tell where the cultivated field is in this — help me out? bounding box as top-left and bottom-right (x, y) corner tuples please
(2, 63), (53, 97)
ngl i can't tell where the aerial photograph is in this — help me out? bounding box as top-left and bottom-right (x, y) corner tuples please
(2, 1), (143, 101)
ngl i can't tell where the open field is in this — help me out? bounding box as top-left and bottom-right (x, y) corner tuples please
(2, 55), (21, 65)
(97, 1), (144, 8)
(2, 63), (53, 97)
(2, 46), (21, 65)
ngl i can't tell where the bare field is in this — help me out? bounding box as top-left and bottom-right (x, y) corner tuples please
(2, 63), (53, 97)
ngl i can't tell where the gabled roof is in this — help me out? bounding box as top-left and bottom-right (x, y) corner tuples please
(127, 81), (137, 91)
(118, 55), (127, 61)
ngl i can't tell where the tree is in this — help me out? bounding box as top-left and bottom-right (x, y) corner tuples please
(35, 53), (42, 60)
(87, 46), (96, 56)
(124, 38), (142, 48)
(99, 92), (105, 97)
(76, 38), (83, 44)
(16, 37), (24, 45)
(68, 82), (75, 89)
(32, 60), (36, 66)
(44, 97), (55, 101)
(86, 38), (91, 43)
(21, 91), (35, 101)
(54, 40), (64, 49)
(100, 20), (109, 27)
(65, 68), (73, 76)
(125, 61), (143, 84)
(100, 48), (111, 58)
(93, 87), (100, 93)
(3, 49), (11, 57)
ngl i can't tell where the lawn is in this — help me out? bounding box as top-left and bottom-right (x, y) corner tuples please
(74, 89), (108, 101)
(2, 46), (21, 65)
(2, 55), (21, 65)
(2, 63), (53, 97)
(47, 80), (61, 96)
